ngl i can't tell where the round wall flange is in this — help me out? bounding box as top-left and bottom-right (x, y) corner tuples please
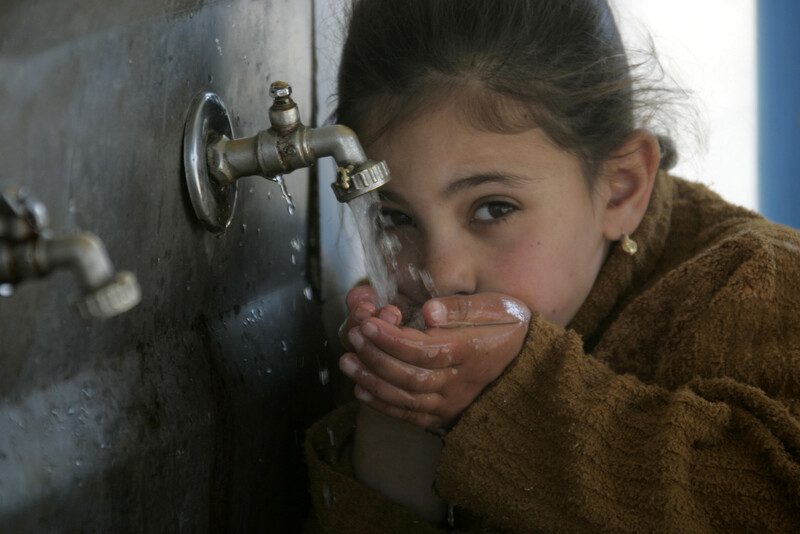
(183, 92), (236, 235)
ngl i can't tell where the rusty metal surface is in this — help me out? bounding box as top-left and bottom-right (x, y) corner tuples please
(0, 1), (336, 531)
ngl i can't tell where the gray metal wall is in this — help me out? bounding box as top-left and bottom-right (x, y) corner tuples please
(0, 1), (339, 531)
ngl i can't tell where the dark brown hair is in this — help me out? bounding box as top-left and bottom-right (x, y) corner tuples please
(335, 0), (677, 182)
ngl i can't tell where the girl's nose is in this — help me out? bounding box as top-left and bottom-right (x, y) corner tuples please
(421, 236), (476, 297)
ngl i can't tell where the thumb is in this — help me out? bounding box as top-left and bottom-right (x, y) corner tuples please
(422, 293), (531, 328)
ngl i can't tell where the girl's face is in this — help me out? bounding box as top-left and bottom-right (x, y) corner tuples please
(366, 105), (612, 327)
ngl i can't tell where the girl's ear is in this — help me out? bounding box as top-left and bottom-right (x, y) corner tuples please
(599, 130), (660, 241)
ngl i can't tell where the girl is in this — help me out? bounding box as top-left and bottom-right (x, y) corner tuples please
(305, 1), (800, 532)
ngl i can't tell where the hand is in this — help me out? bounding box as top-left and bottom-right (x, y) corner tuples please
(338, 286), (403, 351)
(340, 292), (531, 428)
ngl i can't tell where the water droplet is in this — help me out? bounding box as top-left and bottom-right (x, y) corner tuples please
(326, 426), (336, 446)
(208, 74), (214, 84)
(290, 237), (303, 251)
(0, 284), (13, 297)
(281, 340), (288, 352)
(323, 484), (336, 507)
(241, 223), (247, 232)
(319, 365), (330, 386)
(291, 254), (296, 265)
(266, 366), (273, 374)
(75, 460), (82, 467)
(303, 286), (313, 300)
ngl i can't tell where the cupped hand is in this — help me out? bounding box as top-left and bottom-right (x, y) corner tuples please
(338, 286), (402, 351)
(339, 292), (532, 428)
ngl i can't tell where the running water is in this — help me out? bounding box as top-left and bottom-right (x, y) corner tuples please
(269, 175), (296, 215)
(347, 192), (400, 308)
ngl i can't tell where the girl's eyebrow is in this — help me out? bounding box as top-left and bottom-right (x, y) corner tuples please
(377, 172), (533, 205)
(442, 172), (533, 197)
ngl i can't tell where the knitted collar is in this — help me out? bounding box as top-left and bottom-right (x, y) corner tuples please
(567, 170), (674, 339)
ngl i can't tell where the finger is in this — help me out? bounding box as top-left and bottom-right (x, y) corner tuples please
(359, 318), (457, 369)
(339, 353), (444, 413)
(338, 301), (377, 350)
(376, 304), (402, 326)
(353, 385), (445, 428)
(348, 327), (449, 393)
(423, 293), (531, 328)
(346, 286), (379, 311)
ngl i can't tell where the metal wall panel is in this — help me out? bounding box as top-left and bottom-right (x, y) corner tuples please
(0, 1), (335, 531)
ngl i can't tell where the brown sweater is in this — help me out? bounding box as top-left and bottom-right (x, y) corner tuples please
(304, 172), (800, 533)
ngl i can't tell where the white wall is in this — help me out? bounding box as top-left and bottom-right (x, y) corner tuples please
(612, 0), (758, 211)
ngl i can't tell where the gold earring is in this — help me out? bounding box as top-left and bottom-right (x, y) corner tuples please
(621, 234), (638, 255)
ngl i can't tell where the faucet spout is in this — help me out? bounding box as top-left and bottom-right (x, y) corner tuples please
(183, 81), (390, 233)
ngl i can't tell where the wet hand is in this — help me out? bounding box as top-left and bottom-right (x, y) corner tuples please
(338, 286), (402, 351)
(340, 293), (531, 428)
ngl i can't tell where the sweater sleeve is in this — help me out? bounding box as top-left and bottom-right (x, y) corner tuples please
(435, 228), (800, 533)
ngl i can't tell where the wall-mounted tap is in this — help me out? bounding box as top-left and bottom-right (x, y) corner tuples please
(0, 190), (141, 320)
(183, 81), (390, 235)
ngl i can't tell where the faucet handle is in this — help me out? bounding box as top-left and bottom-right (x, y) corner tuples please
(269, 81), (292, 98)
(74, 270), (142, 320)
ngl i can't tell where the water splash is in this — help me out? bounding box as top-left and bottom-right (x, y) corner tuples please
(408, 264), (438, 299)
(347, 192), (400, 307)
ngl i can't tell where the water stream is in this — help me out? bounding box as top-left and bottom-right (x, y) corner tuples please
(346, 192), (400, 308)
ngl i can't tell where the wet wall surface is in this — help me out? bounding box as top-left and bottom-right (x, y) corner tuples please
(0, 0), (341, 531)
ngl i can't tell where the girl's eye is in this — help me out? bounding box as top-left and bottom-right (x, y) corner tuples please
(379, 208), (415, 228)
(472, 201), (516, 222)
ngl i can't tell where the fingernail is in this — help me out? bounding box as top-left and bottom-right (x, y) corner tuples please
(354, 304), (375, 321)
(348, 328), (364, 350)
(361, 321), (378, 339)
(340, 356), (358, 376)
(428, 300), (446, 324)
(354, 386), (373, 402)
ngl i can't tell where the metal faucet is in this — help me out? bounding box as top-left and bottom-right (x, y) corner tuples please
(0, 190), (141, 320)
(183, 81), (391, 234)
